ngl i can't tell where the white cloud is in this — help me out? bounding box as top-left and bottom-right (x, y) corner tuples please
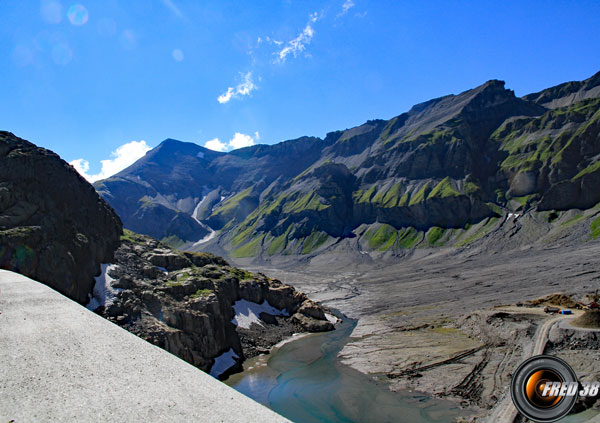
(257, 36), (283, 46)
(161, 0), (184, 18)
(70, 140), (152, 182)
(217, 72), (257, 104)
(339, 0), (355, 15)
(204, 138), (228, 152)
(203, 132), (259, 152)
(276, 13), (319, 63)
(229, 132), (256, 149)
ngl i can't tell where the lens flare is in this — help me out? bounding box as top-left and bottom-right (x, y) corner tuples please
(67, 4), (89, 26)
(172, 49), (184, 62)
(41, 0), (63, 24)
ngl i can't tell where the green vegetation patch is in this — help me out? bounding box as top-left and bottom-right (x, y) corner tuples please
(379, 183), (404, 208)
(573, 161), (600, 180)
(408, 182), (431, 206)
(301, 231), (330, 254)
(177, 271), (191, 281)
(561, 213), (584, 227)
(464, 181), (481, 196)
(120, 228), (144, 244)
(590, 215), (600, 239)
(190, 288), (213, 299)
(231, 234), (265, 258)
(211, 187), (253, 217)
(353, 185), (378, 204)
(367, 224), (397, 251)
(509, 194), (536, 207)
(282, 191), (329, 213)
(456, 217), (499, 247)
(266, 227), (291, 255)
(398, 227), (421, 248)
(426, 226), (447, 246)
(161, 235), (185, 248)
(428, 177), (460, 200)
(231, 267), (254, 280)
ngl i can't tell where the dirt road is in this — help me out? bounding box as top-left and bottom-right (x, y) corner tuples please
(485, 313), (574, 423)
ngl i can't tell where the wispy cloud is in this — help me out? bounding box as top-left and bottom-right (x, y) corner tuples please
(161, 0), (184, 18)
(70, 140), (152, 182)
(203, 132), (259, 152)
(338, 0), (355, 16)
(275, 12), (319, 64)
(257, 36), (283, 46)
(217, 72), (257, 104)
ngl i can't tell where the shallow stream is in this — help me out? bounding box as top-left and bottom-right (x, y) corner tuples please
(225, 314), (467, 423)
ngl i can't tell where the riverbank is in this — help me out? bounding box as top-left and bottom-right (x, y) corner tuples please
(226, 312), (472, 423)
(233, 242), (600, 420)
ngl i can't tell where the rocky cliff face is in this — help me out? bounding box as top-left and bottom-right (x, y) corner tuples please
(95, 71), (600, 258)
(91, 230), (334, 379)
(0, 132), (122, 303)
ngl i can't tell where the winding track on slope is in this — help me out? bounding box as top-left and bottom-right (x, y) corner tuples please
(486, 314), (571, 423)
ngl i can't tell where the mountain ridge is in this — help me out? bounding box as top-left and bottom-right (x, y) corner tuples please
(95, 71), (600, 258)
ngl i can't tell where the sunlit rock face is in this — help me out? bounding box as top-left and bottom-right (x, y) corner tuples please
(96, 71), (600, 256)
(89, 231), (334, 379)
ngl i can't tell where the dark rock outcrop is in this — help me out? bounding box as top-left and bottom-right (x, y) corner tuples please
(0, 132), (122, 303)
(92, 231), (334, 378)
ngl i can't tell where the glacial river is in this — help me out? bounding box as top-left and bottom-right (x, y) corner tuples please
(226, 314), (467, 423)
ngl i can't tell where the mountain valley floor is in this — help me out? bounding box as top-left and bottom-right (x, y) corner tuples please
(232, 241), (600, 421)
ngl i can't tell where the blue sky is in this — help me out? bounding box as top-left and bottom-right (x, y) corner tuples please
(1, 1), (599, 181)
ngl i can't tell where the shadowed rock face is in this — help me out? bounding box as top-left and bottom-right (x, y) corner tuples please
(0, 132), (122, 304)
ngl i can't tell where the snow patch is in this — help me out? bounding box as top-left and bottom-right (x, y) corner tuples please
(505, 212), (521, 222)
(86, 264), (121, 311)
(209, 348), (239, 378)
(325, 313), (338, 324)
(193, 228), (216, 246)
(196, 151), (204, 159)
(273, 332), (311, 349)
(191, 194), (217, 245)
(231, 299), (289, 329)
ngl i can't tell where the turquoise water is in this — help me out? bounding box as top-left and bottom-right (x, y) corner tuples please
(226, 315), (467, 423)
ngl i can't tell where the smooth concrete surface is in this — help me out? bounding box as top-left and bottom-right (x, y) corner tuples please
(0, 270), (289, 422)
